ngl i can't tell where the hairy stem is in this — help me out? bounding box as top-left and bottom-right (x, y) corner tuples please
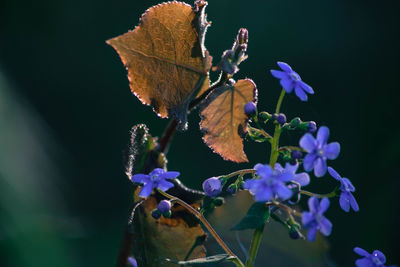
(157, 190), (244, 267)
(245, 89), (286, 267)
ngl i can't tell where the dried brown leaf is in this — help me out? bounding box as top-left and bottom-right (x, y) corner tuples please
(200, 79), (257, 163)
(107, 1), (212, 129)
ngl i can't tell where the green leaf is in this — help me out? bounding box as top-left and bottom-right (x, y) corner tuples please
(165, 254), (235, 265)
(247, 125), (271, 143)
(231, 202), (270, 231)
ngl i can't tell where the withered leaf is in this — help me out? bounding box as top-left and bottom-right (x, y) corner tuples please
(200, 79), (257, 163)
(107, 1), (212, 130)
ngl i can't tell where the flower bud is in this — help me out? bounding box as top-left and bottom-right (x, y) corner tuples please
(213, 197), (224, 207)
(259, 111), (272, 121)
(307, 121), (317, 133)
(276, 113), (286, 125)
(163, 210), (172, 218)
(244, 102), (257, 116)
(157, 200), (171, 213)
(227, 184), (237, 194)
(291, 150), (302, 160)
(237, 28), (248, 45)
(202, 177), (223, 198)
(151, 209), (162, 220)
(289, 117), (302, 127)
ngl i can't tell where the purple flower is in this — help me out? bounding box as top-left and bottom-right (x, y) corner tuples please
(128, 257), (138, 267)
(270, 62), (314, 101)
(157, 200), (172, 213)
(354, 247), (396, 267)
(275, 162), (310, 186)
(203, 177), (222, 198)
(131, 168), (180, 198)
(243, 163), (294, 202)
(328, 167), (359, 212)
(302, 197), (332, 241)
(244, 102), (257, 116)
(300, 126), (340, 177)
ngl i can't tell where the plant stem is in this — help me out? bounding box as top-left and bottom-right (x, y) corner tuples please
(157, 190), (245, 267)
(245, 89), (286, 267)
(299, 189), (338, 198)
(223, 169), (256, 179)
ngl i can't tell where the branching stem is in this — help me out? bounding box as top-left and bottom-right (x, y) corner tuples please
(157, 189), (245, 267)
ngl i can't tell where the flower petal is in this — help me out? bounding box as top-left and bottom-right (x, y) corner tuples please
(254, 186), (272, 202)
(270, 69), (288, 79)
(339, 192), (350, 212)
(139, 182), (154, 198)
(355, 258), (374, 267)
(372, 250), (386, 263)
(280, 78), (294, 93)
(323, 142), (340, 160)
(348, 192), (359, 212)
(160, 171), (180, 179)
(284, 162), (298, 174)
(354, 247), (370, 257)
(308, 196), (320, 213)
(277, 61), (293, 72)
(300, 133), (317, 152)
(307, 226), (317, 242)
(302, 212), (314, 227)
(342, 178), (356, 192)
(150, 168), (165, 176)
(299, 81), (314, 94)
(255, 164), (272, 178)
(319, 217), (332, 236)
(294, 172), (310, 186)
(295, 84), (308, 101)
(131, 174), (150, 184)
(327, 167), (341, 181)
(275, 183), (293, 200)
(303, 153), (317, 172)
(317, 126), (330, 145)
(156, 179), (174, 192)
(314, 157), (327, 177)
(319, 198), (330, 213)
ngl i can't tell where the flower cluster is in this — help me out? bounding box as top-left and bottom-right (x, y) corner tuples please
(131, 168), (180, 198)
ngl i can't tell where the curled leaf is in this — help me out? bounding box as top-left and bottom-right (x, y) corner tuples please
(107, 1), (212, 130)
(200, 79), (258, 162)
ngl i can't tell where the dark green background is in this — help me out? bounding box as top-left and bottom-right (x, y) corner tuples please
(0, 0), (399, 266)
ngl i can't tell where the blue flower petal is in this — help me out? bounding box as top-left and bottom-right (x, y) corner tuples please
(319, 217), (332, 236)
(372, 250), (386, 263)
(317, 126), (330, 145)
(294, 172), (310, 186)
(150, 168), (165, 176)
(255, 164), (272, 178)
(354, 247), (370, 257)
(159, 171), (180, 179)
(270, 69), (288, 79)
(131, 174), (150, 184)
(299, 81), (314, 94)
(254, 186), (272, 202)
(328, 167), (341, 181)
(314, 157), (327, 177)
(303, 153), (317, 172)
(295, 84), (308, 101)
(277, 61), (293, 72)
(280, 78), (295, 93)
(323, 142), (340, 160)
(275, 183), (293, 200)
(348, 192), (359, 212)
(308, 197), (320, 213)
(302, 212), (314, 226)
(341, 178), (356, 192)
(156, 179), (174, 192)
(339, 193), (350, 212)
(355, 258), (374, 267)
(300, 133), (317, 152)
(319, 198), (330, 213)
(306, 226), (317, 242)
(139, 182), (154, 198)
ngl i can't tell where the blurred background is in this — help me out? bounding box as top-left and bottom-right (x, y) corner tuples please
(1, 0), (399, 266)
